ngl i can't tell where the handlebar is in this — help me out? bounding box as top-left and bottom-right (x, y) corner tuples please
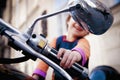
(25, 30), (89, 79)
(0, 18), (90, 80)
(0, 19), (73, 80)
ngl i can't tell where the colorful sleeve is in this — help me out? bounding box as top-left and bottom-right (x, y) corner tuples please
(33, 37), (57, 78)
(72, 38), (90, 66)
(33, 60), (49, 78)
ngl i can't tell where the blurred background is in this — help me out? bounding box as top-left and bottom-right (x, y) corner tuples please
(0, 0), (120, 80)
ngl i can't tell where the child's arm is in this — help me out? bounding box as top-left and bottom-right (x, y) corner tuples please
(32, 37), (57, 80)
(57, 38), (90, 68)
(72, 38), (90, 66)
(32, 74), (45, 80)
(32, 60), (49, 80)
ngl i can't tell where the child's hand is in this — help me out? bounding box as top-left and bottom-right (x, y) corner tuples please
(32, 74), (45, 80)
(32, 74), (39, 80)
(57, 48), (81, 69)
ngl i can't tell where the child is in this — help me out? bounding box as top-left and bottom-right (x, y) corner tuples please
(32, 14), (90, 80)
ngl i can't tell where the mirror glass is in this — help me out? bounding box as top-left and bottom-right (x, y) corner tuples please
(68, 0), (113, 35)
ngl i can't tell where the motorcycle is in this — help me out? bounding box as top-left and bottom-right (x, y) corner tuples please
(0, 0), (113, 80)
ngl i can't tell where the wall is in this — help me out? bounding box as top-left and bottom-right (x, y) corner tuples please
(87, 3), (120, 73)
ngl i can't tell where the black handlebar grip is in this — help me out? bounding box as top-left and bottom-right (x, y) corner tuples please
(47, 48), (89, 80)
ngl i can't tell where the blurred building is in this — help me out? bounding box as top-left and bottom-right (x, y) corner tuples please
(0, 0), (120, 80)
(88, 0), (120, 73)
(0, 0), (68, 79)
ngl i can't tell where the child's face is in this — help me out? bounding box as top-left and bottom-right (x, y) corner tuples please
(67, 17), (89, 37)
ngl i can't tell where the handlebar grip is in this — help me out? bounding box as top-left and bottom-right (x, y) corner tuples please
(45, 48), (89, 79)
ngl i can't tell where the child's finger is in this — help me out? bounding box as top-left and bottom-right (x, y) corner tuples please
(64, 52), (73, 68)
(69, 55), (77, 67)
(57, 48), (65, 59)
(60, 51), (69, 68)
